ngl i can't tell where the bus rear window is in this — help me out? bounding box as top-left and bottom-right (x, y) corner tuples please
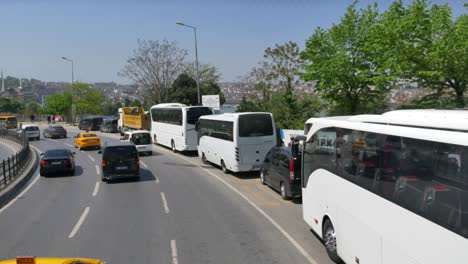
(239, 114), (274, 137)
(187, 107), (213, 125)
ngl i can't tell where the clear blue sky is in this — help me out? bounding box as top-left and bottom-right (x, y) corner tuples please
(0, 0), (465, 84)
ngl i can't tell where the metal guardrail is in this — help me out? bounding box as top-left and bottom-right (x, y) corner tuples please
(0, 129), (31, 190)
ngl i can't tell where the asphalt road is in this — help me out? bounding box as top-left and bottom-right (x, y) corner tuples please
(0, 125), (333, 264)
(0, 137), (18, 160)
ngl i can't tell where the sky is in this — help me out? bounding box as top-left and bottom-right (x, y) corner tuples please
(0, 0), (465, 84)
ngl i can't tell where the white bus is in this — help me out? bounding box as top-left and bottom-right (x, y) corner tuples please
(197, 112), (277, 173)
(150, 103), (213, 152)
(301, 117), (468, 264)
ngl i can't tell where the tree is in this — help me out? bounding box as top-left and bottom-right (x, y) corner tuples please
(72, 82), (105, 115)
(301, 3), (390, 114)
(124, 98), (132, 107)
(120, 39), (187, 104)
(0, 97), (23, 113)
(24, 100), (43, 115)
(184, 62), (221, 90)
(202, 82), (226, 105)
(45, 92), (71, 115)
(376, 1), (468, 107)
(168, 73), (198, 106)
(130, 99), (142, 107)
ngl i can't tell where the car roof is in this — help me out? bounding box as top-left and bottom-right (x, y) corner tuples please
(103, 141), (136, 148)
(22, 124), (38, 128)
(44, 148), (70, 153)
(80, 131), (98, 135)
(124, 130), (150, 134)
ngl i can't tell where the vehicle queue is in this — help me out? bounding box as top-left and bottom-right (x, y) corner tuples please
(6, 107), (468, 264)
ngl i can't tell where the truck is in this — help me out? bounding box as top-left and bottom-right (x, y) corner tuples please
(117, 107), (150, 134)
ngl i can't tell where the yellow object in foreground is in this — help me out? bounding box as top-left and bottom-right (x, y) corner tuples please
(0, 257), (104, 264)
(74, 132), (101, 149)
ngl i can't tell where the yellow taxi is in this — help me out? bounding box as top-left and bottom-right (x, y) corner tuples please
(0, 256), (104, 264)
(74, 131), (101, 150)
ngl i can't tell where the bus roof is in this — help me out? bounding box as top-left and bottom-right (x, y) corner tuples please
(348, 109), (468, 132)
(199, 112), (273, 122)
(151, 103), (187, 108)
(305, 117), (468, 147)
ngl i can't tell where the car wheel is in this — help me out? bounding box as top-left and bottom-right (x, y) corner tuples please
(280, 182), (291, 200)
(69, 168), (75, 176)
(102, 175), (108, 183)
(323, 219), (342, 263)
(40, 171), (46, 177)
(260, 169), (266, 185)
(221, 160), (229, 174)
(201, 153), (208, 164)
(171, 140), (176, 153)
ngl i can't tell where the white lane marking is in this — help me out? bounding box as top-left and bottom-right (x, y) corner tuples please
(160, 192), (170, 214)
(140, 161), (148, 168)
(68, 206), (90, 238)
(88, 154), (95, 162)
(154, 173), (160, 184)
(0, 145), (42, 214)
(92, 182), (100, 197)
(95, 165), (100, 175)
(64, 143), (74, 148)
(171, 240), (178, 264)
(160, 148), (318, 264)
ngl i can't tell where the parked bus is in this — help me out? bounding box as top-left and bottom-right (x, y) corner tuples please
(197, 112), (277, 173)
(301, 117), (468, 264)
(150, 103), (213, 152)
(0, 115), (17, 129)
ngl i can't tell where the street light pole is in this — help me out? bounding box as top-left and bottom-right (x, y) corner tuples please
(62, 57), (75, 125)
(176, 21), (201, 105)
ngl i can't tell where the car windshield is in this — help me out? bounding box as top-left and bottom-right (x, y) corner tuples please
(24, 126), (39, 131)
(83, 134), (97, 138)
(44, 149), (69, 158)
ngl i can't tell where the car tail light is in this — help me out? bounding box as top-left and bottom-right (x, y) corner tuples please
(136, 159), (140, 166)
(102, 159), (106, 168)
(289, 158), (295, 183)
(63, 159), (71, 165)
(40, 160), (47, 166)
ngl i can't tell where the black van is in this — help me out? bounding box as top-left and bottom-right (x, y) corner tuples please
(79, 117), (103, 131)
(99, 142), (140, 182)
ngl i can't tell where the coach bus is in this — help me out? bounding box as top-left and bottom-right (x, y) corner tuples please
(197, 112), (277, 173)
(301, 116), (468, 264)
(150, 103), (213, 152)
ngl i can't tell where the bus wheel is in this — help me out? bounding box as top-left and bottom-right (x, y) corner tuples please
(153, 135), (158, 145)
(202, 153), (208, 164)
(171, 140), (176, 153)
(323, 219), (341, 263)
(260, 169), (266, 185)
(221, 160), (229, 174)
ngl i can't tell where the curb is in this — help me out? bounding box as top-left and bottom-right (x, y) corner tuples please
(0, 146), (39, 209)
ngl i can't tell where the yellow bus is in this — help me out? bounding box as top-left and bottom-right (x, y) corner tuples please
(0, 115), (18, 129)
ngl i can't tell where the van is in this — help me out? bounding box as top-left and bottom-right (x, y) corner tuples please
(19, 124), (40, 141)
(121, 130), (152, 156)
(99, 142), (140, 182)
(79, 117), (103, 131)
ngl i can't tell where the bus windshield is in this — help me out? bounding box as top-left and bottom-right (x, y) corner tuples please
(239, 114), (274, 137)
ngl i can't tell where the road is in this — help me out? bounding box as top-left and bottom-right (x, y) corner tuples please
(0, 136), (19, 159)
(0, 125), (333, 264)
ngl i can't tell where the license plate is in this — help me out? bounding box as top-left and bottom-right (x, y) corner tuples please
(137, 146), (146, 149)
(116, 166), (128, 170)
(51, 161), (62, 165)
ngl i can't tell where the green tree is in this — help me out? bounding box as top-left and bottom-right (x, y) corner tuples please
(24, 100), (43, 115)
(72, 82), (105, 115)
(130, 99), (142, 107)
(301, 3), (389, 114)
(124, 98), (132, 107)
(168, 73), (198, 105)
(184, 62), (221, 89)
(237, 95), (261, 112)
(201, 82), (226, 105)
(45, 92), (71, 115)
(0, 97), (23, 113)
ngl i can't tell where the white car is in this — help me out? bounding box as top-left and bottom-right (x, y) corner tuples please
(121, 130), (152, 156)
(19, 124), (40, 141)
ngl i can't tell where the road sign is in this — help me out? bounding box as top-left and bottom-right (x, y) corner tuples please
(202, 95), (220, 108)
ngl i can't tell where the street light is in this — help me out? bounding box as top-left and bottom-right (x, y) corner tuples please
(176, 20), (201, 105)
(62, 56), (75, 125)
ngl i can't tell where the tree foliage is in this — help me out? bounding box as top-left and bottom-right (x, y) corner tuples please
(72, 82), (105, 115)
(0, 97), (23, 113)
(120, 39), (187, 105)
(168, 73), (199, 106)
(45, 92), (71, 115)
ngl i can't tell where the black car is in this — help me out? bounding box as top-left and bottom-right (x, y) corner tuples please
(99, 142), (140, 182)
(100, 119), (118, 133)
(260, 144), (302, 200)
(43, 125), (67, 138)
(79, 117), (103, 131)
(40, 148), (76, 176)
